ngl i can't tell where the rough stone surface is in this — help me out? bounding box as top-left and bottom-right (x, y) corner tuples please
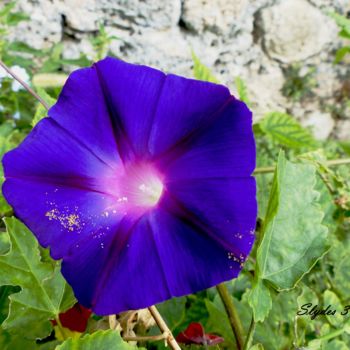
(301, 111), (335, 140)
(258, 0), (338, 63)
(5, 0), (350, 138)
(181, 0), (249, 34)
(335, 120), (350, 140)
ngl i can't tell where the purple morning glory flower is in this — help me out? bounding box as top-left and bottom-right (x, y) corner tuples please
(2, 57), (257, 315)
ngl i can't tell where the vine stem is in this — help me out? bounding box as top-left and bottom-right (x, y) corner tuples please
(55, 317), (70, 340)
(254, 158), (350, 174)
(216, 283), (244, 350)
(243, 316), (256, 350)
(148, 305), (181, 350)
(122, 333), (169, 342)
(0, 59), (49, 111)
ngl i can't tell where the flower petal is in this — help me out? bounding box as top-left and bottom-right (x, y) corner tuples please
(62, 214), (170, 314)
(3, 118), (118, 194)
(147, 205), (243, 297)
(48, 66), (121, 166)
(158, 98), (255, 180)
(147, 74), (231, 157)
(165, 177), (257, 258)
(94, 57), (166, 159)
(60, 196), (244, 314)
(3, 178), (123, 259)
(94, 57), (231, 159)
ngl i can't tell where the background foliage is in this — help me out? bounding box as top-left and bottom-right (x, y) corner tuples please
(1, 2), (350, 349)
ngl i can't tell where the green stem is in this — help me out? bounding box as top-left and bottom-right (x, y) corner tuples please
(254, 158), (350, 175)
(55, 317), (70, 340)
(243, 316), (256, 350)
(216, 283), (244, 350)
(318, 327), (346, 341)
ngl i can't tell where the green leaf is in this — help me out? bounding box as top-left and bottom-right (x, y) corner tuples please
(7, 41), (48, 56)
(55, 330), (141, 350)
(334, 46), (350, 63)
(205, 299), (236, 349)
(324, 340), (349, 350)
(248, 280), (272, 322)
(249, 344), (264, 350)
(0, 217), (76, 339)
(192, 51), (219, 83)
(205, 294), (251, 349)
(259, 112), (316, 149)
(0, 2), (16, 19)
(32, 89), (56, 127)
(249, 152), (329, 322)
(156, 297), (186, 331)
(323, 291), (343, 327)
(329, 12), (350, 36)
(0, 327), (36, 350)
(257, 151), (329, 289)
(0, 286), (20, 325)
(7, 12), (29, 26)
(334, 255), (350, 300)
(0, 122), (23, 215)
(234, 76), (251, 107)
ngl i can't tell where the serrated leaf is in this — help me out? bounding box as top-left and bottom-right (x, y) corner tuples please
(32, 89), (56, 127)
(324, 339), (349, 350)
(334, 46), (350, 63)
(247, 280), (272, 323)
(0, 286), (20, 325)
(0, 327), (36, 350)
(192, 51), (219, 83)
(156, 297), (186, 331)
(0, 122), (24, 215)
(323, 291), (343, 327)
(234, 76), (251, 107)
(0, 217), (76, 339)
(259, 112), (316, 149)
(0, 2), (16, 18)
(256, 151), (329, 289)
(329, 12), (350, 36)
(334, 256), (350, 300)
(205, 294), (251, 350)
(55, 330), (141, 350)
(205, 299), (236, 349)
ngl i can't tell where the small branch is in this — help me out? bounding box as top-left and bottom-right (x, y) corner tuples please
(216, 283), (244, 350)
(0, 59), (49, 111)
(148, 305), (181, 350)
(243, 316), (256, 350)
(123, 333), (169, 342)
(254, 158), (350, 175)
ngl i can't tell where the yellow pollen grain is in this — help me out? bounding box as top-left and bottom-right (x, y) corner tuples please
(45, 209), (81, 232)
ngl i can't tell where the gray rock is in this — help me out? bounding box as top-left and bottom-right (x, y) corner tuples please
(301, 111), (335, 140)
(8, 0), (62, 49)
(98, 0), (182, 29)
(181, 0), (249, 34)
(5, 0), (350, 136)
(258, 0), (338, 63)
(335, 120), (350, 140)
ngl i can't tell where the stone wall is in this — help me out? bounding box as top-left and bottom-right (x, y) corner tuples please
(7, 0), (350, 140)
